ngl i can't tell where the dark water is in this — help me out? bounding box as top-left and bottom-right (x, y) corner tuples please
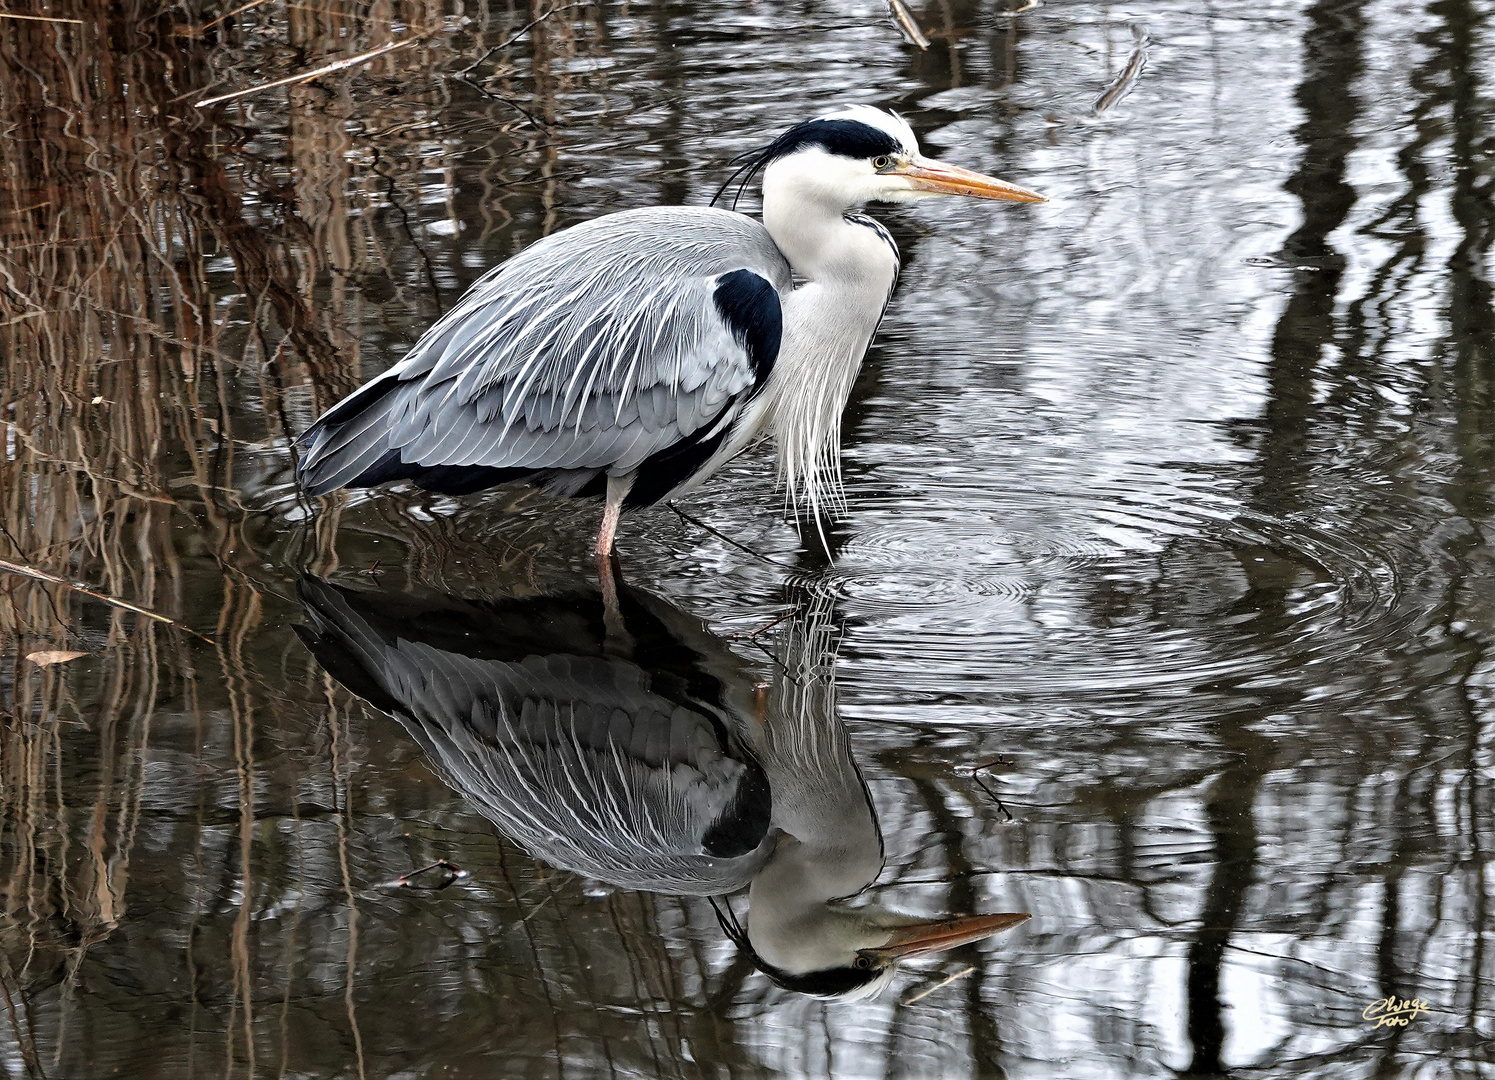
(2, 0), (1493, 1077)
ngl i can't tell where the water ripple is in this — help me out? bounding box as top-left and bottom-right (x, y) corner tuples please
(815, 471), (1424, 707)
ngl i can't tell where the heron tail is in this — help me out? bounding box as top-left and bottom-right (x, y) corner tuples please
(296, 374), (539, 497)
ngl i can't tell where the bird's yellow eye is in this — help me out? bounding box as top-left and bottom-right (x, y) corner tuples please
(854, 953), (873, 969)
(872, 156), (892, 171)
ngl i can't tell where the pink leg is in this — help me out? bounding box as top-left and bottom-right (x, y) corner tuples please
(595, 472), (636, 652)
(593, 472), (635, 557)
(595, 474), (635, 655)
(598, 549), (630, 656)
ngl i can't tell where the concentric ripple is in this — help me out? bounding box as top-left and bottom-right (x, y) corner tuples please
(809, 469), (1426, 710)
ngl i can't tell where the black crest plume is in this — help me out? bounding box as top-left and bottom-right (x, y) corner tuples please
(710, 118), (903, 210)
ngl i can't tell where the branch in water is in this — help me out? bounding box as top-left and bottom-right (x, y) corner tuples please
(887, 0), (930, 49)
(0, 557), (215, 643)
(196, 38), (419, 108)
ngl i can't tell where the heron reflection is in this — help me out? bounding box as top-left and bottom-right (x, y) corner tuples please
(296, 576), (1026, 999)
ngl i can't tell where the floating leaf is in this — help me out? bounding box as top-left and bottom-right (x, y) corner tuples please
(26, 650), (88, 668)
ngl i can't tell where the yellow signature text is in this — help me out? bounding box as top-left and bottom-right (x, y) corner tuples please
(1362, 996), (1430, 1028)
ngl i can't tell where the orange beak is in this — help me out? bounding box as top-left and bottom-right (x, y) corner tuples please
(862, 912), (1031, 961)
(894, 156), (1047, 203)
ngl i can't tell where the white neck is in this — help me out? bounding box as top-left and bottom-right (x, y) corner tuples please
(745, 832), (887, 975)
(752, 153), (900, 520)
(761, 152), (899, 288)
(742, 649), (885, 976)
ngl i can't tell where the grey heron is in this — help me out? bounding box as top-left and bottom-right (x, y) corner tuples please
(296, 105), (1044, 555)
(295, 575), (1029, 998)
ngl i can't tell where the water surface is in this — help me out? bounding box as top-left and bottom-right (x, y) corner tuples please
(2, 0), (1492, 1077)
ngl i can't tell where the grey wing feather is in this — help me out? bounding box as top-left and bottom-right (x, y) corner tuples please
(299, 207), (791, 493)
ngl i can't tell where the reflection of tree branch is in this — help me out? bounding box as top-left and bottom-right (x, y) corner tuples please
(1220, 942), (1369, 996)
(452, 75), (548, 131)
(0, 952), (47, 1080)
(368, 142), (443, 316)
(453, 2), (592, 77)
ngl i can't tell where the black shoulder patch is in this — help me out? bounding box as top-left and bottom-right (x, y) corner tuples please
(766, 119), (901, 163)
(701, 760), (772, 858)
(713, 269), (782, 389)
(625, 269), (779, 506)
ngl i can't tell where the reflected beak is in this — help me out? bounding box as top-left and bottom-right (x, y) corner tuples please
(864, 912), (1031, 961)
(893, 156), (1047, 203)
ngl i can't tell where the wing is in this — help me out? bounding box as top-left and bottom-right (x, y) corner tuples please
(299, 207), (792, 496)
(295, 578), (776, 895)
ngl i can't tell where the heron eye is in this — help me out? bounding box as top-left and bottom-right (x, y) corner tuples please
(854, 954), (873, 970)
(872, 156), (892, 171)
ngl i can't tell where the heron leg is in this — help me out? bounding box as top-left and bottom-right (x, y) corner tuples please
(596, 472), (636, 656)
(597, 549), (634, 657)
(593, 472), (635, 557)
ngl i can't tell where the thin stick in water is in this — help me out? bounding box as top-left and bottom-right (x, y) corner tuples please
(0, 12), (84, 23)
(904, 965), (976, 1004)
(196, 38), (415, 107)
(1093, 25), (1149, 114)
(666, 502), (792, 568)
(969, 756), (1016, 822)
(887, 0), (930, 50)
(455, 1), (593, 76)
(192, 0), (276, 34)
(0, 557), (215, 643)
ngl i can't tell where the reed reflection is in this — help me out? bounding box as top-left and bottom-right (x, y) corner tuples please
(295, 574), (1026, 1000)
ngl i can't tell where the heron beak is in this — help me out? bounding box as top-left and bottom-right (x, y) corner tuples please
(894, 156), (1047, 203)
(863, 912), (1031, 961)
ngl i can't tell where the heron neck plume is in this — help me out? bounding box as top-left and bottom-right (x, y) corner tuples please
(759, 173), (899, 522)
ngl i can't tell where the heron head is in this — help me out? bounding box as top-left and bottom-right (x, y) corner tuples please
(728, 904), (1031, 1000)
(720, 104), (1046, 212)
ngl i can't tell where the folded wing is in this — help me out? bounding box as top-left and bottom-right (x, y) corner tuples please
(298, 207), (791, 499)
(295, 579), (776, 895)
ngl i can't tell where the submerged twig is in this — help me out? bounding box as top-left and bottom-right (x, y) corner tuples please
(969, 756), (1015, 822)
(0, 11), (84, 23)
(196, 37), (416, 107)
(454, 1), (592, 76)
(886, 0), (930, 50)
(667, 502), (792, 568)
(375, 859), (468, 890)
(738, 633), (801, 688)
(0, 557), (215, 643)
(729, 608), (798, 641)
(904, 965), (976, 1004)
(192, 0), (274, 34)
(1092, 25), (1150, 115)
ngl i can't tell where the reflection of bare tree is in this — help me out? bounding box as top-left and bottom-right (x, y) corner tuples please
(0, 0), (599, 1075)
(1183, 718), (1273, 1078)
(1176, 1), (1367, 1074)
(1397, 0), (1494, 1051)
(1264, 1), (1366, 485)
